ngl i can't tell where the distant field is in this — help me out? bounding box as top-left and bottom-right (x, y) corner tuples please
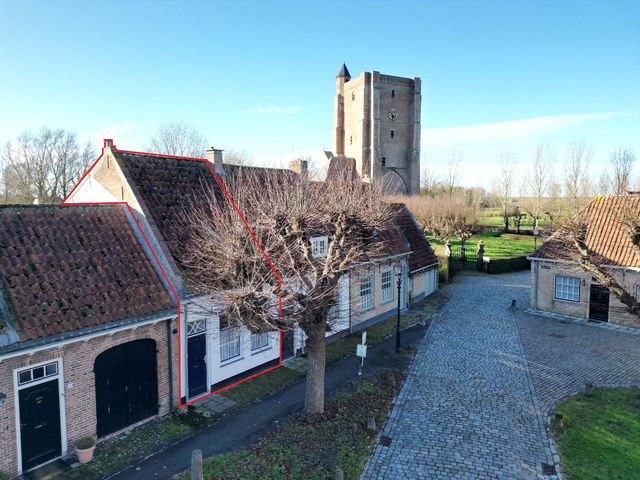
(429, 230), (542, 259)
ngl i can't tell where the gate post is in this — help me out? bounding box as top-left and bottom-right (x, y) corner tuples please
(445, 241), (452, 274)
(476, 241), (484, 272)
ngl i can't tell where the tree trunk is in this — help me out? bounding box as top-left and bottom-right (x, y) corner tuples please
(304, 322), (326, 415)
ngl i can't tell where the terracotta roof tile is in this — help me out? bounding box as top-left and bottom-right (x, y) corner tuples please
(390, 203), (439, 272)
(0, 205), (176, 342)
(531, 194), (640, 268)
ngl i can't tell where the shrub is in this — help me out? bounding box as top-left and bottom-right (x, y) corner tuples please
(438, 256), (449, 283)
(76, 437), (96, 450)
(0, 471), (9, 480)
(486, 255), (530, 274)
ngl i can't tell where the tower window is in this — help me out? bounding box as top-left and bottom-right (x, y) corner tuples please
(381, 157), (386, 166)
(352, 92), (355, 101)
(391, 89), (395, 98)
(390, 130), (394, 139)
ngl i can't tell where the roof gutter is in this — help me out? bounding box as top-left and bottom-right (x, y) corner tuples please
(0, 309), (177, 361)
(409, 261), (440, 275)
(527, 256), (640, 272)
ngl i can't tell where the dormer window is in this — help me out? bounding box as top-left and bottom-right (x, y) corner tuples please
(311, 236), (328, 258)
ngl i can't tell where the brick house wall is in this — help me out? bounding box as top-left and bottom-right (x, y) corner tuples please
(530, 260), (640, 328)
(0, 317), (178, 478)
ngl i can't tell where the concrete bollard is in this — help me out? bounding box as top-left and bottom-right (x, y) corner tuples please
(367, 411), (376, 431)
(335, 466), (344, 480)
(191, 449), (203, 480)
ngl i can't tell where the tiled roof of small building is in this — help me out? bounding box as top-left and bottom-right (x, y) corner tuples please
(0, 205), (175, 342)
(530, 194), (640, 268)
(390, 203), (438, 272)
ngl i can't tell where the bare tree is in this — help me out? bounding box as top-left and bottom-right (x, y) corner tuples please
(1, 128), (93, 203)
(223, 149), (253, 166)
(444, 147), (463, 198)
(149, 121), (208, 158)
(179, 169), (394, 414)
(608, 146), (636, 195)
(420, 167), (440, 196)
(525, 143), (554, 232)
(493, 152), (516, 232)
(564, 141), (592, 209)
(565, 211), (640, 318)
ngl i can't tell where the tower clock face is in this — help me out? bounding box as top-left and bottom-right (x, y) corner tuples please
(388, 108), (399, 120)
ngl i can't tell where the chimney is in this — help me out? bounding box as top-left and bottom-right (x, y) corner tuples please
(289, 158), (308, 179)
(205, 147), (224, 176)
(103, 138), (114, 149)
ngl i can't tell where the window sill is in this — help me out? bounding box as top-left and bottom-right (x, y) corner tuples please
(380, 298), (394, 305)
(220, 356), (244, 367)
(251, 346), (272, 356)
(359, 306), (374, 313)
(553, 296), (580, 303)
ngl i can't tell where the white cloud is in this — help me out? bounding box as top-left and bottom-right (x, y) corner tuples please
(422, 112), (626, 147)
(250, 104), (302, 116)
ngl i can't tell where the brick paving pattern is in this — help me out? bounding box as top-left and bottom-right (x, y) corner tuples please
(363, 271), (640, 479)
(363, 272), (554, 479)
(517, 305), (640, 414)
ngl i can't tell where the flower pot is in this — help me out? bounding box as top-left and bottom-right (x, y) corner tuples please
(76, 445), (95, 464)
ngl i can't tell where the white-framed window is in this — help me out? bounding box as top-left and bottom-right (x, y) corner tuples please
(555, 275), (580, 302)
(636, 284), (640, 299)
(251, 332), (269, 350)
(360, 273), (374, 311)
(380, 269), (393, 303)
(311, 236), (328, 258)
(220, 316), (241, 362)
(17, 361), (58, 386)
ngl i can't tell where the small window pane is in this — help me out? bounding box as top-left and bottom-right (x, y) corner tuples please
(45, 363), (57, 376)
(32, 367), (45, 380)
(19, 371), (31, 385)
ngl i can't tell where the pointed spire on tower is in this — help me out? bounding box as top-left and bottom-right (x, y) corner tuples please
(337, 62), (351, 81)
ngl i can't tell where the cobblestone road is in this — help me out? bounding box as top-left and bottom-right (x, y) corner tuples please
(362, 271), (640, 479)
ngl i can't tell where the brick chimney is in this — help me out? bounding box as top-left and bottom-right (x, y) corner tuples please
(288, 158), (308, 179)
(205, 147), (224, 176)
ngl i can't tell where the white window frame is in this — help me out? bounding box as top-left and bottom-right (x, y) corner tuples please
(380, 269), (393, 303)
(311, 236), (328, 258)
(359, 273), (374, 311)
(14, 357), (67, 475)
(220, 325), (241, 362)
(554, 275), (580, 302)
(636, 284), (640, 299)
(251, 332), (269, 351)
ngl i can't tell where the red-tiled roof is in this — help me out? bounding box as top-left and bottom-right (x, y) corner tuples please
(390, 203), (438, 272)
(531, 194), (640, 268)
(0, 205), (175, 341)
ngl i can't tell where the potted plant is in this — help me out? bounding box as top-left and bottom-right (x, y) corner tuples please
(75, 437), (96, 464)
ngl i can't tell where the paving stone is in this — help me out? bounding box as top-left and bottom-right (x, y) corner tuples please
(363, 270), (639, 480)
(193, 394), (236, 415)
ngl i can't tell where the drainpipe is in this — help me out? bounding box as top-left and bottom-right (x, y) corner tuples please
(167, 317), (174, 411)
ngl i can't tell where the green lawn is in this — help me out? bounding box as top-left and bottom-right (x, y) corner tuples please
(430, 230), (541, 259)
(551, 388), (640, 480)
(180, 369), (408, 480)
(477, 208), (549, 230)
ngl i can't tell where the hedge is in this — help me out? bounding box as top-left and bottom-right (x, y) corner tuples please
(486, 255), (530, 274)
(438, 256), (449, 283)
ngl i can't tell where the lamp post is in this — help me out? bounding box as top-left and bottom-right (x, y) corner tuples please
(394, 260), (403, 353)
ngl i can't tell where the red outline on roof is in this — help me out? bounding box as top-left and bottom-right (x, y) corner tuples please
(62, 140), (285, 409)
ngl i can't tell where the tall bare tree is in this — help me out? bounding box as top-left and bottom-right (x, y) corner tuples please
(493, 152), (516, 232)
(608, 146), (636, 195)
(524, 143), (554, 232)
(564, 141), (592, 209)
(1, 128), (93, 203)
(179, 169), (394, 414)
(444, 147), (463, 198)
(149, 121), (208, 158)
(223, 149), (253, 166)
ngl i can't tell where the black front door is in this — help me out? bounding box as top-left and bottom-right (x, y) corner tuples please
(95, 339), (158, 437)
(281, 330), (295, 359)
(188, 334), (207, 398)
(589, 284), (610, 322)
(19, 379), (61, 472)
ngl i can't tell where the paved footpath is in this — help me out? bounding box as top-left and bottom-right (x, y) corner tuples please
(363, 271), (640, 480)
(364, 273), (555, 480)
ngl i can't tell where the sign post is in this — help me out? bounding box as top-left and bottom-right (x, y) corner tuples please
(356, 331), (367, 378)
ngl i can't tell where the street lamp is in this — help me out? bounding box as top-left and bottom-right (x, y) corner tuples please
(394, 260), (403, 353)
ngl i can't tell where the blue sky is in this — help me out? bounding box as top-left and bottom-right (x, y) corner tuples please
(1, 0), (639, 187)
